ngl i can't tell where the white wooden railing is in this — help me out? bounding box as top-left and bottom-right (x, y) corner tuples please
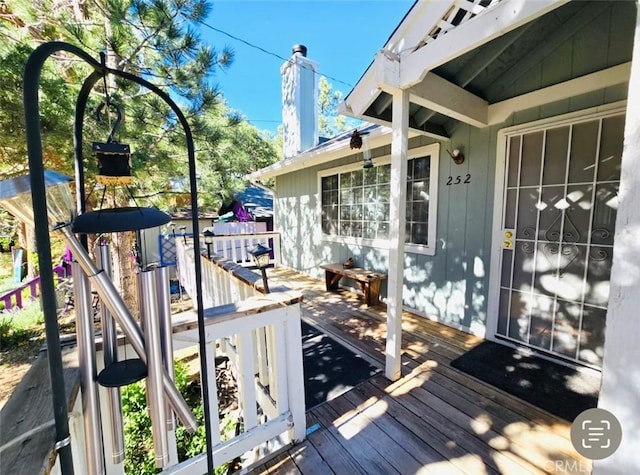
(168, 238), (305, 473)
(203, 232), (280, 268)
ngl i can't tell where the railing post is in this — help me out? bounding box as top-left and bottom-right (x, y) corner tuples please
(171, 233), (306, 472)
(30, 279), (39, 299)
(1, 294), (12, 311)
(202, 340), (221, 445)
(284, 304), (306, 443)
(15, 289), (22, 309)
(236, 330), (258, 431)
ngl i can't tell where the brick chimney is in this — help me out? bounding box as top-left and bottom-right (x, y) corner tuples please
(281, 44), (319, 159)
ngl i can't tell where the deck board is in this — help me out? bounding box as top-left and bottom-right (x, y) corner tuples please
(0, 347), (79, 475)
(304, 413), (367, 475)
(326, 393), (425, 474)
(313, 403), (400, 474)
(248, 267), (592, 475)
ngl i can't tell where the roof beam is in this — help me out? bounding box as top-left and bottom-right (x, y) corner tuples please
(343, 49), (400, 118)
(343, 61), (382, 118)
(399, 0), (568, 88)
(374, 93), (393, 116)
(484, 1), (612, 101)
(408, 72), (488, 127)
(362, 112), (450, 141)
(488, 62), (631, 125)
(455, 20), (534, 87)
(342, 1), (457, 120)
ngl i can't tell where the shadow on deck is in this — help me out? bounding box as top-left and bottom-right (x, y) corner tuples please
(251, 267), (591, 475)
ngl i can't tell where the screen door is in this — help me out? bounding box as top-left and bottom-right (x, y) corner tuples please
(496, 112), (624, 367)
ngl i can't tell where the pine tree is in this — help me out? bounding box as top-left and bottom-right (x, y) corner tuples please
(0, 0), (279, 299)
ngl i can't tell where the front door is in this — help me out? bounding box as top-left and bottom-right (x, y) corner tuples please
(490, 108), (625, 368)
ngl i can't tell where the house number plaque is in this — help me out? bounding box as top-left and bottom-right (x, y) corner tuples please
(446, 174), (471, 185)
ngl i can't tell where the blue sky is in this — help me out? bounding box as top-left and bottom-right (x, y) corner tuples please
(199, 1), (414, 133)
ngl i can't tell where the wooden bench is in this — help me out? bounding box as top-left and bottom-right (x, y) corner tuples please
(320, 263), (388, 307)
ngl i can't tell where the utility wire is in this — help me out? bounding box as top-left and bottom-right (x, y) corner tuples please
(4, 18), (353, 126)
(196, 21), (354, 89)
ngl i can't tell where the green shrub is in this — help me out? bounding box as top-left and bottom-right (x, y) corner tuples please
(0, 303), (44, 350)
(122, 361), (236, 474)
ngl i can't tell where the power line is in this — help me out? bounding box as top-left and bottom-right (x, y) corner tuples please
(196, 21), (354, 90)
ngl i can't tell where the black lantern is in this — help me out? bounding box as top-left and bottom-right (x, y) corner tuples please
(248, 243), (271, 293)
(203, 230), (214, 259)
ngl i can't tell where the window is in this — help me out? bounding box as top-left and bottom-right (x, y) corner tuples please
(319, 143), (439, 255)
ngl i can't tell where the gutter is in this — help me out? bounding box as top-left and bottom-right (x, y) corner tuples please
(246, 125), (396, 181)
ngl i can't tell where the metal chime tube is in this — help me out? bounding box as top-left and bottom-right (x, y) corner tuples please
(156, 266), (176, 431)
(140, 270), (170, 468)
(72, 261), (106, 475)
(59, 226), (197, 432)
(95, 243), (125, 464)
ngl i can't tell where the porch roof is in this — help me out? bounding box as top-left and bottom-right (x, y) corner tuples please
(340, 0), (631, 135)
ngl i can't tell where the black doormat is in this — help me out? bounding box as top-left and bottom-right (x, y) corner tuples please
(450, 340), (600, 422)
(302, 321), (380, 410)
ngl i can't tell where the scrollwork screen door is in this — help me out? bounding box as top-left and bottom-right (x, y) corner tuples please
(496, 112), (624, 367)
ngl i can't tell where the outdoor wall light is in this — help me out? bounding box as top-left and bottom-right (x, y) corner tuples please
(203, 230), (214, 259)
(248, 243), (271, 293)
(350, 129), (374, 169)
(179, 225), (187, 244)
(447, 148), (465, 165)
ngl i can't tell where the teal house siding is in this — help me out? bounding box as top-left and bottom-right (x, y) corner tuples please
(267, 0), (634, 336)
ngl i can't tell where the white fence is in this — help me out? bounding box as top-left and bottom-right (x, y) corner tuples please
(169, 238), (305, 473)
(203, 232), (280, 268)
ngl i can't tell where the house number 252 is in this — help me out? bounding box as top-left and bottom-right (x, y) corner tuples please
(446, 174), (471, 185)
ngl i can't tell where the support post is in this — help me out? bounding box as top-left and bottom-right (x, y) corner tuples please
(594, 2), (640, 473)
(385, 89), (409, 381)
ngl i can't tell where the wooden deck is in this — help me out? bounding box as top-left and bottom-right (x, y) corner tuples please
(251, 267), (592, 475)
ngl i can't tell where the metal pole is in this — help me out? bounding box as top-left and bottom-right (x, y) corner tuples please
(95, 243), (125, 464)
(26, 41), (211, 472)
(59, 226), (197, 432)
(260, 268), (270, 294)
(155, 266), (176, 431)
(23, 43), (81, 475)
(71, 262), (105, 475)
(139, 270), (170, 468)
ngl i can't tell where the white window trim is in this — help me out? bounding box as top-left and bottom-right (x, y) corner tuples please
(318, 143), (440, 256)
